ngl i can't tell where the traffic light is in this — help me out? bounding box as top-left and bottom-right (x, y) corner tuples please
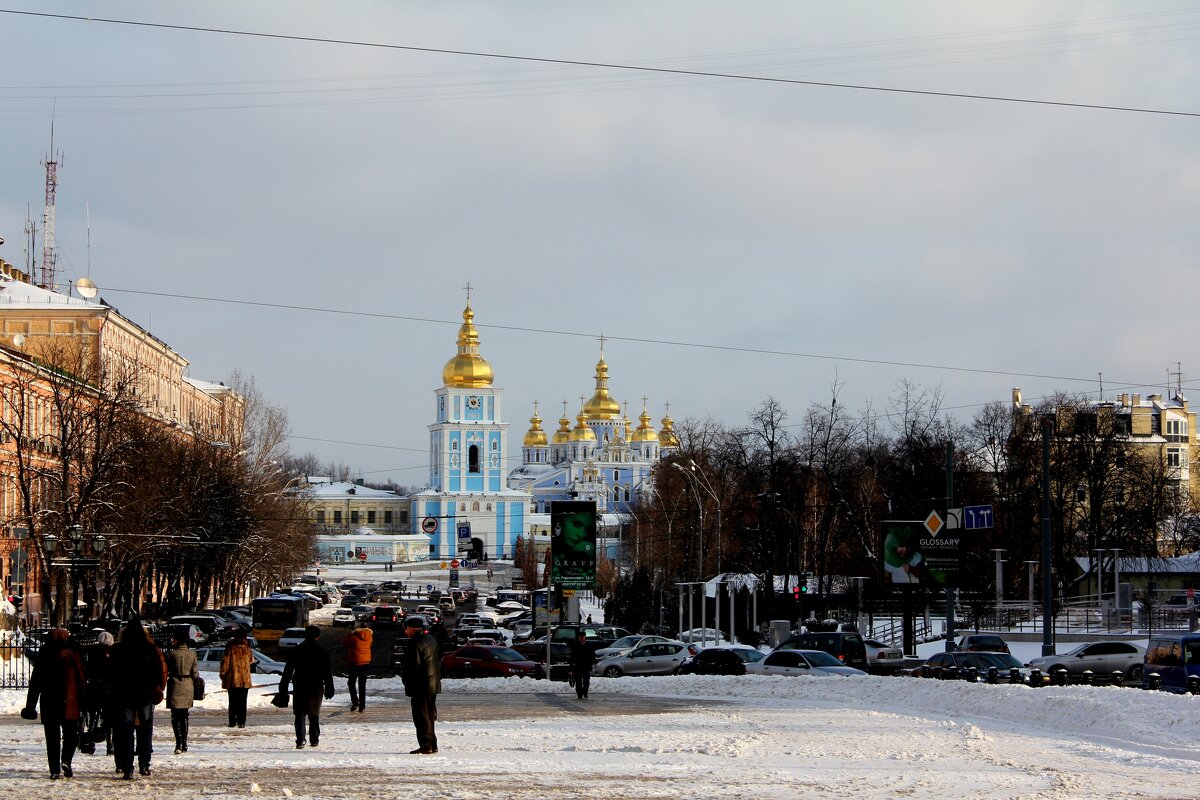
(792, 585), (799, 600)
(800, 574), (809, 594)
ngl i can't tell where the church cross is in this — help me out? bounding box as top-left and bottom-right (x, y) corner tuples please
(463, 281), (474, 303)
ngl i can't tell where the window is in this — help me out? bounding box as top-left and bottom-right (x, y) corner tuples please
(472, 501), (480, 512)
(333, 510), (342, 524)
(315, 510), (325, 524)
(468, 445), (480, 473)
(492, 440), (499, 450)
(486, 503), (492, 512)
(384, 510), (393, 524)
(350, 511), (360, 525)
(613, 470), (619, 482)
(460, 503), (466, 512)
(367, 511), (376, 524)
(1168, 449), (1183, 468)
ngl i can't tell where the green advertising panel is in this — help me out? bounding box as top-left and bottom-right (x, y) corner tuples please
(550, 500), (597, 590)
(881, 520), (959, 589)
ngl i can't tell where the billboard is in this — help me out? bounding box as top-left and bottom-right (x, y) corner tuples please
(550, 500), (597, 590)
(880, 520), (959, 589)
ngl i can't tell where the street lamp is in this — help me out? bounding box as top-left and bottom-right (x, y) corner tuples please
(43, 526), (106, 624)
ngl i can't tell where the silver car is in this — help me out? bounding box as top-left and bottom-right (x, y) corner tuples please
(746, 649), (867, 677)
(593, 635), (670, 662)
(1027, 641), (1145, 681)
(593, 640), (694, 677)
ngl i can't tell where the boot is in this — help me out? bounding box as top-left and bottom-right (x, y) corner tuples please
(172, 717), (182, 754)
(179, 717), (188, 753)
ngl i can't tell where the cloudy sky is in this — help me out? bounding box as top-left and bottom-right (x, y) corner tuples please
(1, 2), (1197, 486)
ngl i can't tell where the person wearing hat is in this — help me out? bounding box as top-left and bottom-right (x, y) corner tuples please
(399, 616), (440, 754)
(22, 628), (86, 779)
(277, 625), (334, 749)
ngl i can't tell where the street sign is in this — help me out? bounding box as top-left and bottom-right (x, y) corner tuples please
(439, 561), (448, 570)
(923, 511), (944, 536)
(450, 559), (460, 569)
(421, 517), (438, 534)
(426, 583), (433, 591)
(449, 568), (460, 587)
(962, 504), (994, 530)
(457, 522), (471, 541)
(358, 551), (367, 562)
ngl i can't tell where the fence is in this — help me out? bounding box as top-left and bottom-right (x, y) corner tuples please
(0, 634), (37, 689)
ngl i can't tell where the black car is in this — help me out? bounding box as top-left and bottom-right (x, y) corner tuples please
(912, 650), (1032, 682)
(678, 647), (748, 676)
(371, 605), (403, 628)
(955, 634), (1010, 653)
(776, 631), (868, 671)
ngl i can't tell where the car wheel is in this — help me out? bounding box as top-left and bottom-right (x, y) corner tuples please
(603, 666), (622, 678)
(1128, 664), (1143, 682)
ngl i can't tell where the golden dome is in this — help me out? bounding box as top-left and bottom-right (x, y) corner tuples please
(551, 407), (571, 444)
(633, 403), (659, 442)
(583, 355), (620, 420)
(442, 304), (493, 388)
(658, 406), (678, 448)
(571, 407), (597, 441)
(524, 404), (547, 448)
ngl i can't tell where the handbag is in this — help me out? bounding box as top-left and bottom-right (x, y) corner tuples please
(193, 676), (206, 701)
(271, 691), (290, 709)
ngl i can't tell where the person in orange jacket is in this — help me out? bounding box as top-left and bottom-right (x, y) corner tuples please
(340, 622), (373, 712)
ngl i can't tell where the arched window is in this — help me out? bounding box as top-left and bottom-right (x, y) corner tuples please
(613, 487), (620, 503)
(460, 503), (466, 512)
(624, 487), (631, 501)
(468, 444), (480, 473)
(613, 469), (619, 482)
(486, 503), (492, 512)
(472, 501), (480, 512)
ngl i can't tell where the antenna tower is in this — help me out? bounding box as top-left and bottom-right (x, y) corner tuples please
(23, 205), (37, 275)
(40, 120), (62, 290)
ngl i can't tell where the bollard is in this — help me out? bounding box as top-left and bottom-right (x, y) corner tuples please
(987, 667), (999, 685)
(1055, 668), (1069, 686)
(1029, 668), (1043, 686)
(1189, 677), (1200, 696)
(1111, 670), (1124, 687)
(965, 666), (978, 683)
(1082, 669), (1093, 686)
(1148, 672), (1162, 691)
(946, 666), (959, 681)
(932, 666), (943, 680)
(1009, 667), (1022, 684)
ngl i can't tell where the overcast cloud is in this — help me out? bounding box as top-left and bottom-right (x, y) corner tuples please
(1, 2), (1197, 485)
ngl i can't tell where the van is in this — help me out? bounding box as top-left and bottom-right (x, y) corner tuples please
(1143, 633), (1200, 693)
(775, 631), (868, 671)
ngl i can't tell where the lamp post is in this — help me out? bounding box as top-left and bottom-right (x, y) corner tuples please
(1024, 560), (1038, 618)
(672, 463), (705, 580)
(1040, 416), (1055, 656)
(991, 549), (1006, 608)
(43, 526), (106, 624)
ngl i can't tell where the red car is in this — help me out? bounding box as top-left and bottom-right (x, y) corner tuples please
(441, 645), (545, 679)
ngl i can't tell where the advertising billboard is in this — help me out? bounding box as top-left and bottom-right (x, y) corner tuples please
(880, 520), (959, 589)
(550, 500), (597, 590)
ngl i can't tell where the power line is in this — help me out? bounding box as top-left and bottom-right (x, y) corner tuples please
(2, 9), (1198, 119)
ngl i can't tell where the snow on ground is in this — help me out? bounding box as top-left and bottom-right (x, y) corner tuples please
(2, 670), (1199, 799)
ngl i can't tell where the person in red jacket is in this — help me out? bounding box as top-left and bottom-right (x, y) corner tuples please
(340, 622), (373, 712)
(22, 628), (86, 779)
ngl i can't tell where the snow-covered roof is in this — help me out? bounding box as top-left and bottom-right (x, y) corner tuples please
(301, 481), (403, 500)
(0, 274), (101, 309)
(1074, 552), (1200, 576)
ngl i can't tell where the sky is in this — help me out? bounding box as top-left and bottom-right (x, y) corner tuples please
(1, 2), (1198, 487)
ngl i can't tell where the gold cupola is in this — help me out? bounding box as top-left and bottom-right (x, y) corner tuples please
(571, 405), (597, 441)
(658, 403), (679, 448)
(442, 303), (494, 388)
(583, 351), (620, 420)
(523, 402), (548, 447)
(633, 402), (659, 442)
(551, 402), (572, 445)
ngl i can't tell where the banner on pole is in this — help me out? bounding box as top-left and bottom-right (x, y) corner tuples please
(550, 500), (597, 590)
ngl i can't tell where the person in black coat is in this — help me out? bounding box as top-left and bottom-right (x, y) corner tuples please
(278, 625), (334, 749)
(108, 621), (167, 779)
(23, 628), (87, 779)
(568, 632), (595, 700)
(399, 616), (441, 754)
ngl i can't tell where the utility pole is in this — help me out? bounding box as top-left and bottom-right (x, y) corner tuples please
(1041, 417), (1055, 657)
(944, 441), (956, 652)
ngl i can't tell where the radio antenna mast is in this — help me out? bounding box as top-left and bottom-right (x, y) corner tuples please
(40, 110), (62, 290)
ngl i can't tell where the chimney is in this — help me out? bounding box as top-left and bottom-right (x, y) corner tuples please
(1132, 394), (1141, 406)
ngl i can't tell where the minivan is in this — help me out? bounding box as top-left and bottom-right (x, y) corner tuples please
(1143, 633), (1200, 693)
(775, 631), (868, 671)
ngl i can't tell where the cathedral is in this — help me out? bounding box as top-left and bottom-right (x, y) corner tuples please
(409, 297), (678, 560)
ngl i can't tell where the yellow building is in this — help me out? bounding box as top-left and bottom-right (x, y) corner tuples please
(298, 478), (411, 535)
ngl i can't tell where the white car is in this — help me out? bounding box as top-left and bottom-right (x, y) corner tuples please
(863, 639), (905, 671)
(593, 640), (694, 677)
(276, 627), (307, 653)
(676, 628), (727, 645)
(194, 646), (286, 676)
(331, 608), (356, 627)
(746, 649), (867, 677)
(594, 634), (670, 662)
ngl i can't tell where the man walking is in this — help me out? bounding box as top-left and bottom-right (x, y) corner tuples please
(340, 621), (373, 712)
(278, 626), (334, 749)
(568, 632), (595, 700)
(399, 616), (440, 754)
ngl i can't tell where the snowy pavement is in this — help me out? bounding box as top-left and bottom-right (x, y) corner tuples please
(2, 671), (1199, 799)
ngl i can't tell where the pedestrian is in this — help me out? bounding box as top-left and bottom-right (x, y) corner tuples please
(82, 631), (116, 757)
(277, 625), (334, 749)
(108, 620), (167, 779)
(219, 629), (255, 728)
(568, 632), (595, 700)
(399, 616), (440, 754)
(340, 620), (373, 712)
(22, 627), (86, 779)
(165, 632), (199, 754)
(586, 614), (593, 624)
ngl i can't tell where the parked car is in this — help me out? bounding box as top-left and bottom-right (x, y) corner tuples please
(594, 635), (671, 662)
(511, 637), (572, 670)
(1143, 633), (1200, 692)
(416, 605), (443, 627)
(775, 631), (869, 671)
(332, 608), (356, 627)
(340, 595), (359, 608)
(441, 645), (544, 679)
(863, 639), (906, 672)
(1163, 595), (1196, 617)
(675, 628), (728, 645)
(677, 647), (752, 676)
(551, 624), (632, 652)
(955, 634), (1010, 653)
(194, 645), (286, 675)
(1027, 641), (1145, 682)
(158, 623), (206, 648)
(276, 627), (307, 653)
(593, 640), (694, 677)
(677, 644), (766, 675)
(747, 649), (867, 677)
(911, 651), (1038, 682)
(168, 614), (225, 643)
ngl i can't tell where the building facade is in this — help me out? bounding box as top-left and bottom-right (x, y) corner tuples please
(298, 478), (410, 534)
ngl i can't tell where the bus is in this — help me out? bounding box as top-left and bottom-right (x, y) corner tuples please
(251, 596), (309, 644)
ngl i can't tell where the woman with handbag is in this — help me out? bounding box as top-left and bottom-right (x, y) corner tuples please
(219, 629), (255, 728)
(165, 631), (200, 754)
